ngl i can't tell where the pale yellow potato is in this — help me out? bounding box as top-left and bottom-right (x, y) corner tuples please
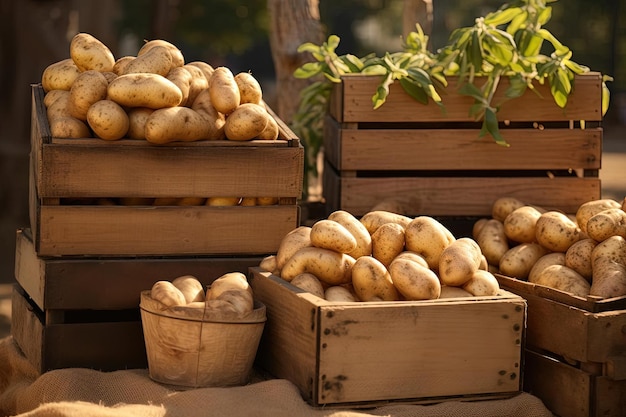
(290, 273), (325, 299)
(235, 71), (263, 105)
(206, 289), (254, 317)
(191, 89), (226, 140)
(182, 64), (209, 106)
(86, 99), (129, 141)
(404, 216), (453, 270)
(392, 251), (429, 269)
(586, 208), (626, 242)
(44, 90), (70, 108)
(205, 197), (241, 206)
(371, 222), (406, 267)
(351, 256), (399, 301)
(438, 237), (483, 286)
(179, 197), (206, 206)
(240, 197), (257, 206)
(127, 107), (154, 140)
(50, 116), (91, 139)
(491, 196), (525, 222)
(102, 71), (118, 83)
(41, 58), (81, 92)
(439, 286), (473, 298)
(280, 246), (356, 285)
(462, 269), (500, 296)
(476, 219), (509, 266)
(206, 272), (251, 300)
(172, 275), (205, 303)
(359, 210), (412, 235)
(275, 226), (312, 270)
(325, 286), (358, 302)
(186, 61), (214, 80)
(164, 66), (192, 106)
(46, 92), (72, 121)
(112, 56), (135, 76)
(534, 264), (591, 297)
(107, 73), (183, 109)
(138, 39), (185, 68)
(576, 199), (622, 235)
(150, 280), (187, 308)
(565, 238), (597, 281)
(310, 219), (357, 254)
(255, 111), (279, 140)
(224, 103), (269, 141)
(256, 197), (279, 205)
(388, 257), (440, 300)
(503, 205), (542, 243)
(498, 242), (548, 280)
(69, 70), (109, 121)
(536, 211), (581, 252)
(590, 258), (626, 298)
(591, 235), (626, 265)
(472, 218), (489, 240)
(70, 32), (115, 72)
(145, 106), (212, 144)
(209, 66), (241, 114)
(528, 252), (566, 283)
(328, 210), (372, 259)
(122, 45), (172, 76)
(259, 255), (278, 274)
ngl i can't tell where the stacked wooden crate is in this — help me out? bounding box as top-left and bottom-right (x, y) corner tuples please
(11, 84), (304, 373)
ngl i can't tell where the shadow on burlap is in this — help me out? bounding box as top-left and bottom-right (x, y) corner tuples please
(0, 337), (554, 417)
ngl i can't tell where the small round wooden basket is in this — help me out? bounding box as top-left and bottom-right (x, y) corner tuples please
(139, 290), (266, 388)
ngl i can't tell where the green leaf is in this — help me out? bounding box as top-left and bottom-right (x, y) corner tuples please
(341, 54), (364, 73)
(326, 35), (340, 52)
(481, 108), (509, 146)
(537, 6), (553, 26)
(521, 33), (545, 57)
(458, 82), (485, 102)
(323, 72), (342, 84)
(399, 78), (429, 105)
(372, 73), (393, 109)
(602, 76), (612, 116)
(469, 31), (484, 72)
(361, 64), (388, 75)
(505, 75), (528, 98)
(484, 7), (523, 27)
(293, 62), (322, 79)
(297, 42), (321, 55)
(563, 60), (589, 75)
(506, 10), (528, 35)
(537, 28), (569, 54)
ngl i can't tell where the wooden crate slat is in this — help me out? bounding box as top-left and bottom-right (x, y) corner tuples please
(331, 73), (603, 123)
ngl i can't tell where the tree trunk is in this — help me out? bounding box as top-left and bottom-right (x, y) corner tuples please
(403, 0), (433, 41)
(266, 0), (324, 124)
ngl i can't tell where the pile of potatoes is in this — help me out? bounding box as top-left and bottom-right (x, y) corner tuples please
(148, 272), (255, 318)
(42, 33), (279, 143)
(259, 209), (501, 302)
(473, 196), (626, 299)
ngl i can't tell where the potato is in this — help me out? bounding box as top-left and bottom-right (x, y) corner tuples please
(209, 66), (241, 115)
(438, 237), (483, 286)
(404, 216), (454, 270)
(325, 286), (358, 302)
(182, 64), (209, 106)
(476, 219), (509, 266)
(206, 272), (252, 300)
(205, 197), (241, 206)
(565, 238), (597, 281)
(534, 264), (591, 297)
(41, 58), (81, 92)
(144, 106), (213, 144)
(276, 226), (312, 271)
(171, 275), (205, 303)
(492, 196), (525, 222)
(472, 218), (489, 240)
(498, 242), (548, 280)
(360, 210), (412, 235)
(224, 103), (269, 141)
(439, 286), (473, 298)
(259, 255), (278, 274)
(528, 252), (566, 283)
(127, 107), (154, 139)
(503, 205), (542, 243)
(290, 273), (325, 299)
(186, 61), (214, 80)
(50, 116), (91, 139)
(328, 210), (372, 259)
(591, 235), (626, 265)
(255, 111), (279, 140)
(389, 257), (441, 300)
(70, 32), (115, 72)
(138, 39), (185, 68)
(150, 280), (187, 307)
(69, 70), (109, 121)
(46, 91), (72, 121)
(190, 89), (226, 140)
(122, 45), (172, 76)
(165, 66), (193, 106)
(462, 269), (500, 296)
(240, 197), (257, 206)
(44, 89), (71, 109)
(536, 211), (581, 252)
(590, 258), (626, 298)
(175, 197), (206, 206)
(206, 289), (254, 317)
(586, 208), (626, 242)
(352, 256), (399, 301)
(392, 251), (429, 269)
(86, 99), (129, 141)
(310, 219), (357, 254)
(235, 71), (263, 105)
(576, 199), (622, 235)
(256, 197), (279, 206)
(280, 246), (356, 285)
(107, 73), (183, 109)
(102, 71), (118, 83)
(112, 56), (135, 76)
(370, 222), (406, 267)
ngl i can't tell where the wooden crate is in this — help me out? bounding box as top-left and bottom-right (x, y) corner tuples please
(11, 228), (265, 373)
(30, 84), (304, 257)
(323, 73), (603, 217)
(496, 275), (626, 417)
(248, 267), (526, 407)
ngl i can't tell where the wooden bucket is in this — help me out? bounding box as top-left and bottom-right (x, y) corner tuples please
(139, 290), (266, 388)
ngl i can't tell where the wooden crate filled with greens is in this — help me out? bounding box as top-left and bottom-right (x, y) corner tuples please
(292, 0), (611, 219)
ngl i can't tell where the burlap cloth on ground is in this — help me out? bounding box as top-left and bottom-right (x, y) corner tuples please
(0, 337), (554, 417)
